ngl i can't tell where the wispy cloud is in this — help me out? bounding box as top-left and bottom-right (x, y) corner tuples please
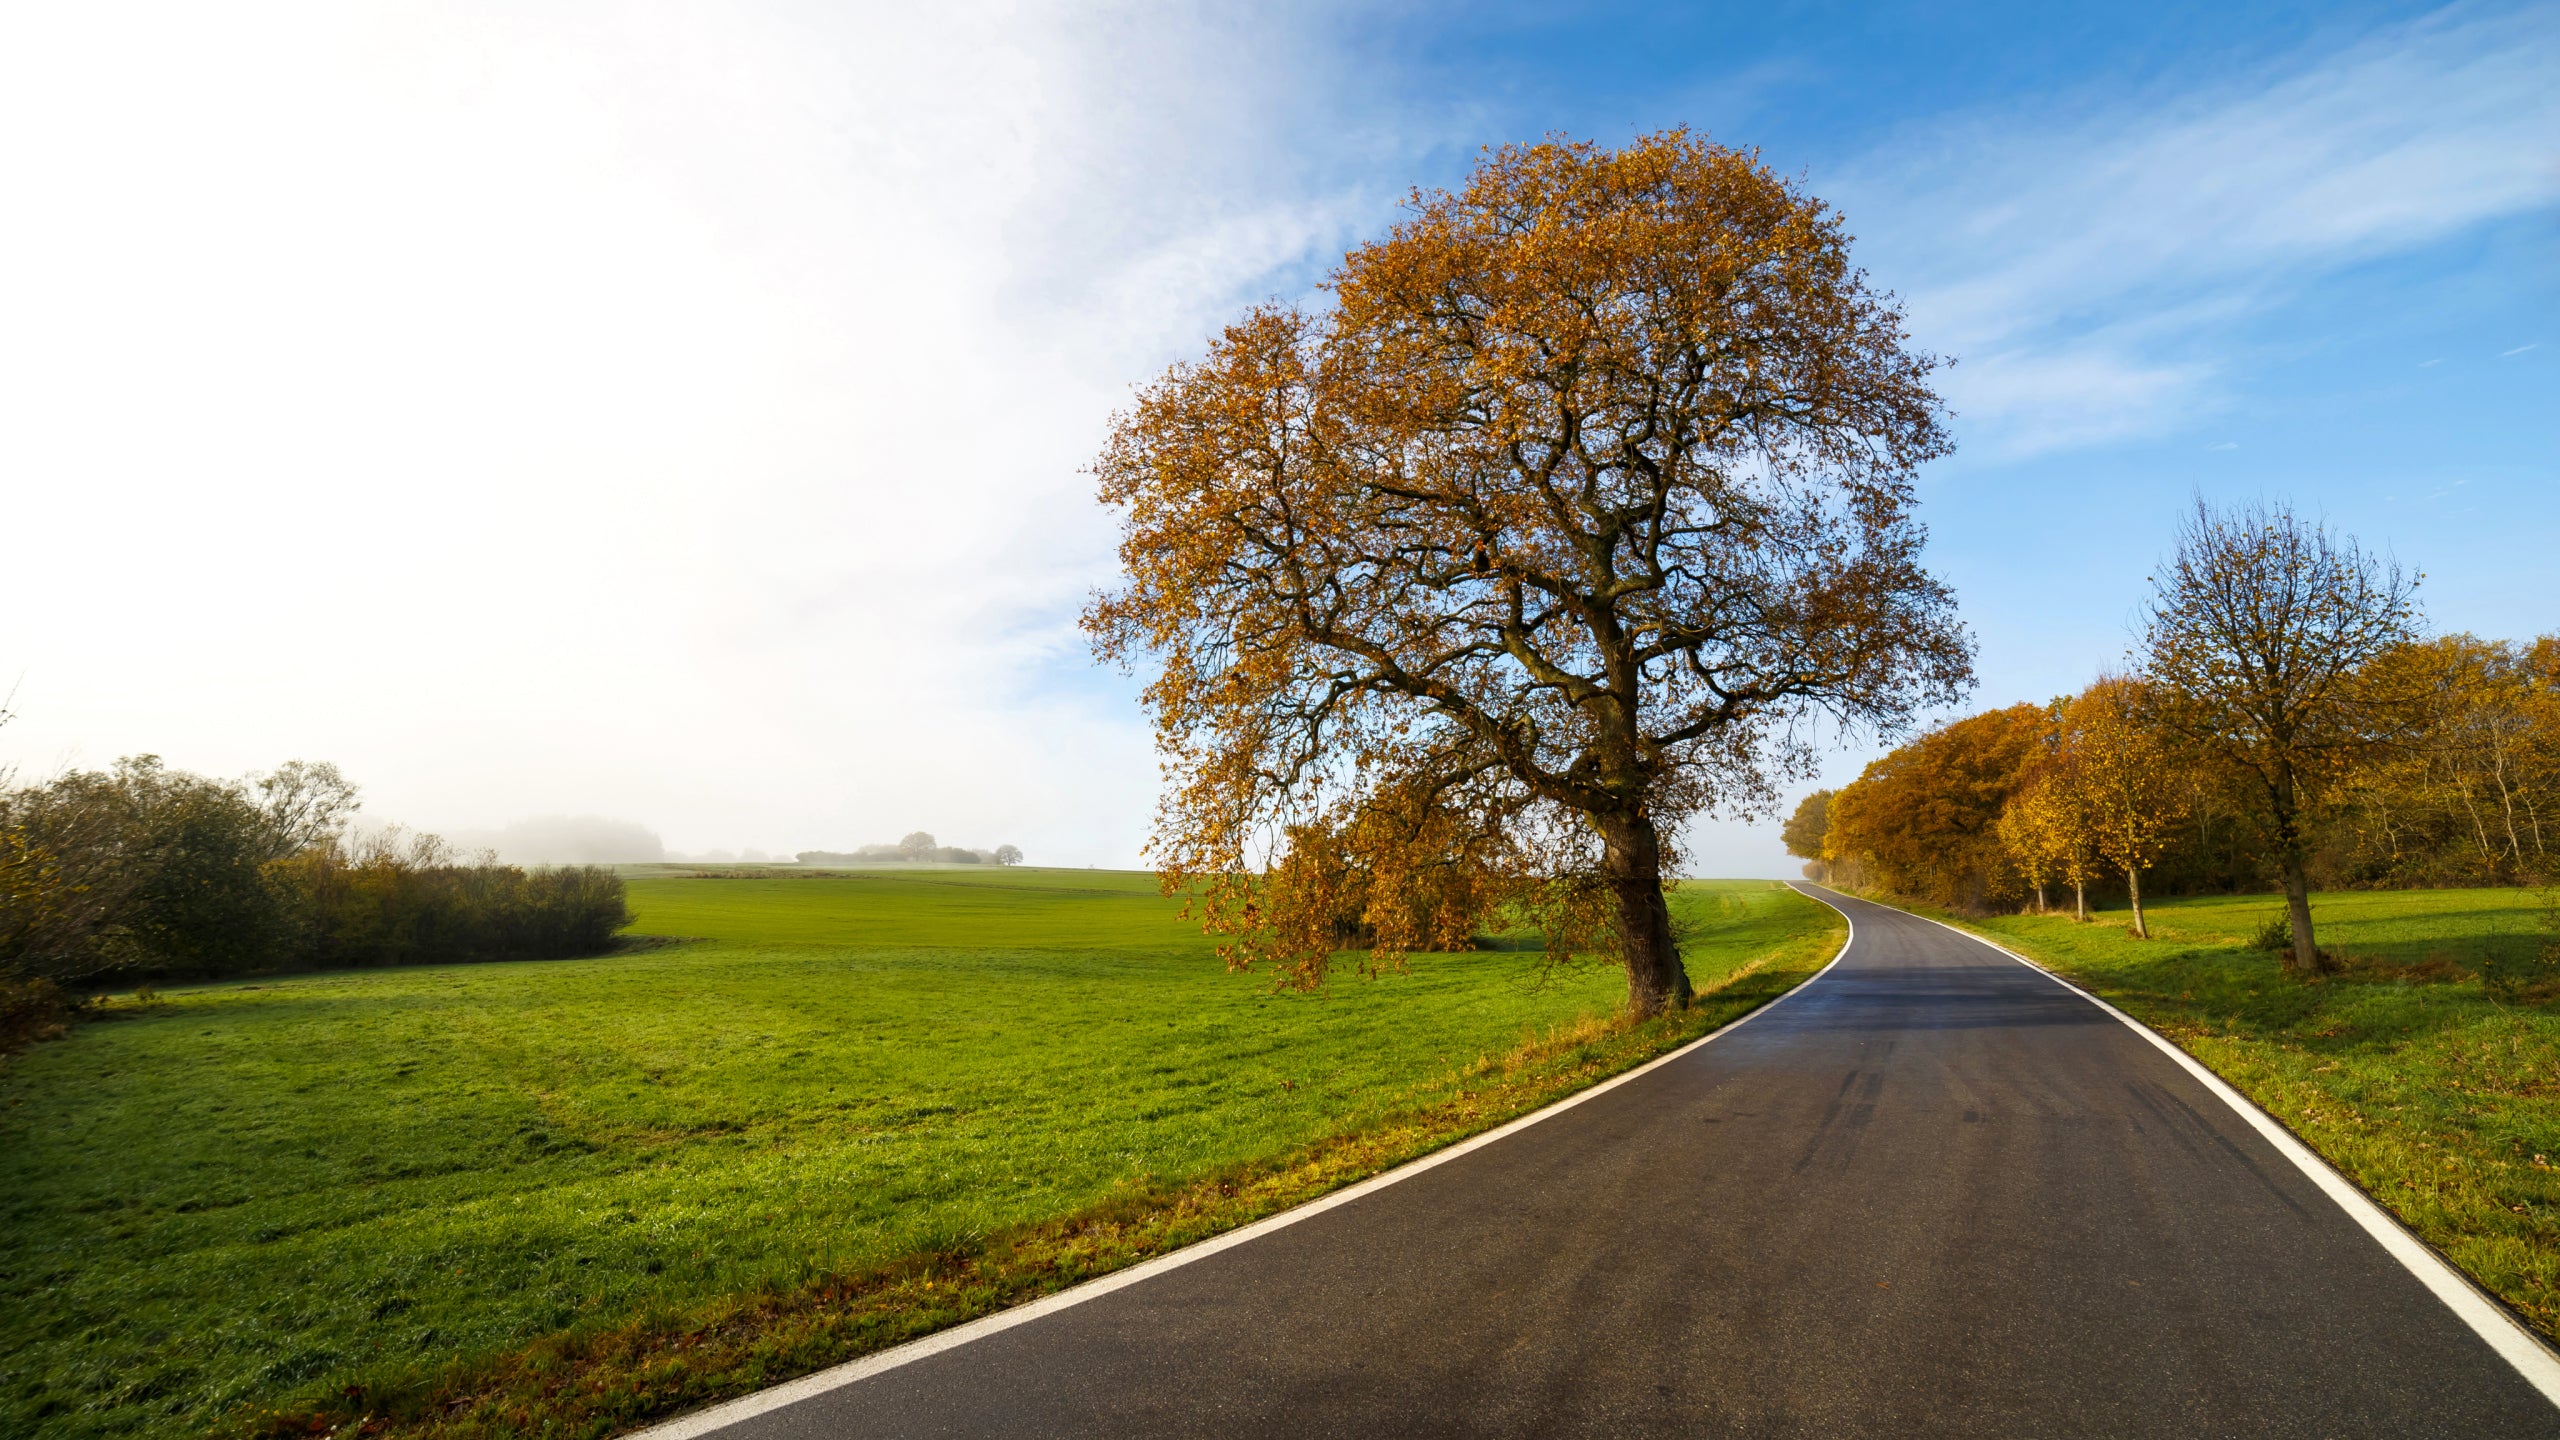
(2503, 343), (2541, 356)
(1825, 4), (2560, 459)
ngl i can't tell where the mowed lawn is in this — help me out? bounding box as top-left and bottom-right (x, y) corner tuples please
(1, 869), (1835, 1439)
(1952, 887), (2560, 1338)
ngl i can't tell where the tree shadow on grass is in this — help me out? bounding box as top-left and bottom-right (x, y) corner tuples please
(2084, 942), (2530, 1059)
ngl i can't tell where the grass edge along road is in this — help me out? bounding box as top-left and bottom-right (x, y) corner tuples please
(212, 878), (1840, 1440)
(1859, 885), (2560, 1346)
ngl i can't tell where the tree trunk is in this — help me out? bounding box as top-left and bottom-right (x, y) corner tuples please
(1600, 810), (1691, 1017)
(2073, 878), (2086, 921)
(2126, 866), (2147, 939)
(2033, 882), (2048, 915)
(2280, 851), (2324, 973)
(2265, 770), (2329, 974)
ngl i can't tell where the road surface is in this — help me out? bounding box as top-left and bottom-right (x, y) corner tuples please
(654, 885), (2559, 1438)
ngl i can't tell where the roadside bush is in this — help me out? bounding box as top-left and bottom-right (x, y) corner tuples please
(0, 975), (78, 1054)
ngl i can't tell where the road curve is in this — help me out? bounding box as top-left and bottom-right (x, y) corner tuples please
(654, 886), (2560, 1438)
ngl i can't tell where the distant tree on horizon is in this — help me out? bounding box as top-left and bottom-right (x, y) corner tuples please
(802, 836), (1019, 866)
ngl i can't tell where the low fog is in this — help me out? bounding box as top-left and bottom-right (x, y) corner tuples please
(437, 816), (1022, 868)
(444, 816), (668, 866)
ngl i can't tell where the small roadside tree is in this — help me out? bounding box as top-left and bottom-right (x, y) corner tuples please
(1085, 131), (1973, 1015)
(2004, 756), (2100, 921)
(2065, 677), (2187, 939)
(2142, 499), (2418, 971)
(1995, 787), (2055, 914)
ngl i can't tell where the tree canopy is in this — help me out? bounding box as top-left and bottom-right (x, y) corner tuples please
(1780, 789), (1834, 863)
(1085, 130), (1971, 1013)
(2063, 677), (2188, 939)
(1825, 704), (2043, 910)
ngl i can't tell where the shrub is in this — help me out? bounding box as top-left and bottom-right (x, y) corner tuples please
(2481, 939), (2560, 1003)
(0, 975), (77, 1054)
(2249, 915), (2294, 953)
(276, 831), (631, 970)
(0, 757), (289, 986)
(2482, 887), (2560, 1003)
(2, 759), (630, 986)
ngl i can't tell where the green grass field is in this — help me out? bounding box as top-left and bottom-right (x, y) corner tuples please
(1939, 887), (2560, 1339)
(0, 868), (1839, 1440)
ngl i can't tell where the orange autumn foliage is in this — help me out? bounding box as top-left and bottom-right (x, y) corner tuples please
(1082, 131), (1971, 1014)
(1825, 704), (2044, 910)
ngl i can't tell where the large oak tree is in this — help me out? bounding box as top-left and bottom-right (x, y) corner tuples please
(1085, 132), (1972, 1015)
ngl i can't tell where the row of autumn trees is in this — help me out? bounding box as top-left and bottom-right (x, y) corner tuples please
(0, 752), (632, 1001)
(1790, 500), (2555, 969)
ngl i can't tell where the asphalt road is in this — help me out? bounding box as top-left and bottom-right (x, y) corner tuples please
(672, 886), (2559, 1438)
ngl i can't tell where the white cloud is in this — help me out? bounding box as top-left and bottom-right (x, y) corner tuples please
(0, 1), (1404, 862)
(1826, 3), (2560, 459)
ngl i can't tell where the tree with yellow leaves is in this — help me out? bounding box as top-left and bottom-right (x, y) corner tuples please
(2064, 676), (2188, 938)
(1084, 131), (1973, 1014)
(1998, 704), (2101, 921)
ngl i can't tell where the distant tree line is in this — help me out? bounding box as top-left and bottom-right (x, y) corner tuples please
(796, 832), (1022, 866)
(1, 755), (630, 1045)
(1792, 499), (2553, 969)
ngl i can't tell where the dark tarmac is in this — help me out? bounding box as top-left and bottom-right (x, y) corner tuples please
(682, 886), (2559, 1438)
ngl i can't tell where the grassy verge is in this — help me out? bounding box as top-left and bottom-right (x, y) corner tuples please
(1885, 886), (2560, 1341)
(1, 871), (1839, 1440)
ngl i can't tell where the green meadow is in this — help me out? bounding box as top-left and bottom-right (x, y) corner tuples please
(1, 868), (1838, 1439)
(1942, 887), (2560, 1339)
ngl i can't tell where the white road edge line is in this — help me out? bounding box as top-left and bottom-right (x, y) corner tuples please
(1793, 883), (2560, 1411)
(628, 891), (1860, 1440)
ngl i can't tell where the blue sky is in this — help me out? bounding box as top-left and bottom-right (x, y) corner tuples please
(0, 1), (2550, 872)
(1354, 0), (2560, 870)
(1094, 0), (2560, 871)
